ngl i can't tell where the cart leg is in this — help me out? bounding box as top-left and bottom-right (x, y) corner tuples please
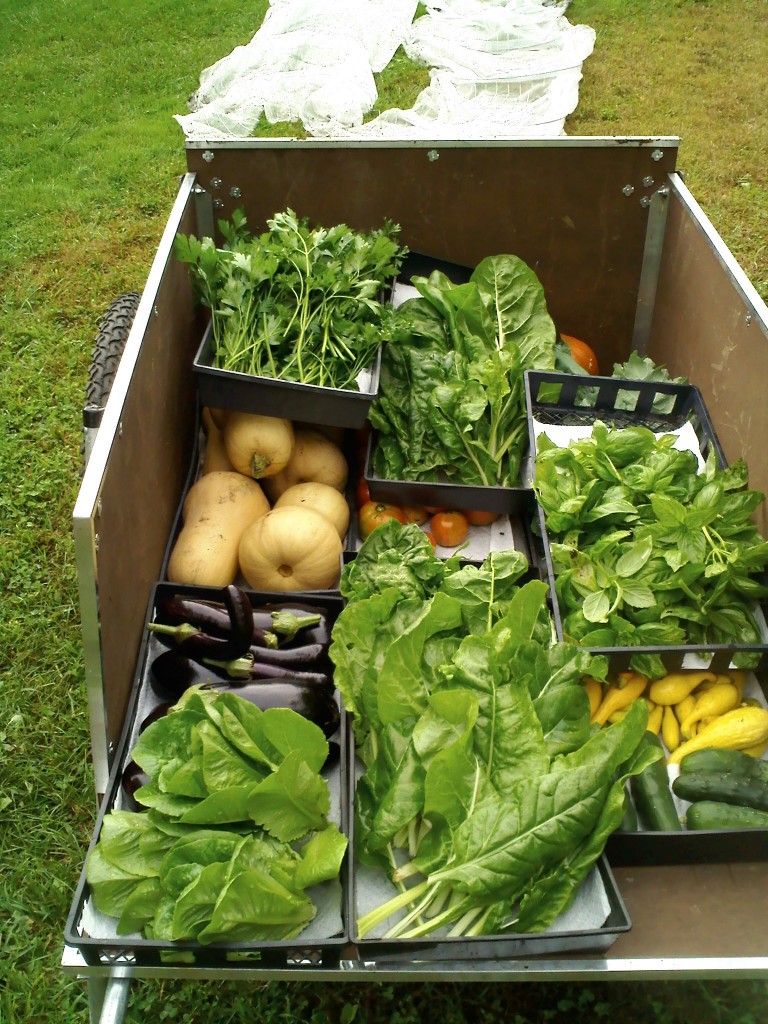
(87, 975), (132, 1024)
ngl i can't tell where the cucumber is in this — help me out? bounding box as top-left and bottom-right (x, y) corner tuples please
(672, 771), (768, 812)
(620, 783), (638, 832)
(686, 800), (768, 830)
(678, 748), (768, 780)
(629, 733), (682, 832)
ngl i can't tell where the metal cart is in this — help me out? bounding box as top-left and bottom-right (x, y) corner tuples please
(65, 139), (768, 1024)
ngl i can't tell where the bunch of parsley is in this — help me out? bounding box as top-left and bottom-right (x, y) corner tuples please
(175, 208), (406, 390)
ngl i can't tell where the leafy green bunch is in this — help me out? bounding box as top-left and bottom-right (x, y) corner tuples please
(175, 207), (406, 389)
(86, 688), (347, 944)
(534, 421), (768, 671)
(330, 523), (654, 941)
(370, 255), (557, 488)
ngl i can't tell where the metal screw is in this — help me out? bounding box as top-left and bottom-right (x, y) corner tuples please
(651, 149), (664, 161)
(210, 177), (222, 189)
(642, 176), (655, 187)
(96, 498), (103, 518)
(94, 533), (100, 553)
(153, 305), (159, 318)
(640, 196), (651, 208)
(427, 149), (440, 162)
(202, 150), (215, 163)
(118, 421), (123, 438)
(213, 199), (224, 210)
(229, 186), (242, 198)
(745, 314), (753, 326)
(623, 185), (635, 197)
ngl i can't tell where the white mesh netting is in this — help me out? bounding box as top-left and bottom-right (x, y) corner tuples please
(175, 0), (594, 140)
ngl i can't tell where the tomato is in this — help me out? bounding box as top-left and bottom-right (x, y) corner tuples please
(402, 505), (428, 526)
(423, 505), (446, 514)
(356, 477), (371, 508)
(358, 501), (405, 539)
(465, 509), (499, 526)
(561, 334), (600, 376)
(422, 530), (437, 549)
(430, 511), (469, 548)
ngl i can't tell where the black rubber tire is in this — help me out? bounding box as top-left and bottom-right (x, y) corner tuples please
(81, 292), (142, 471)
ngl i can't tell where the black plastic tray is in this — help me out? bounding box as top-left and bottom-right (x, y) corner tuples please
(364, 432), (531, 515)
(64, 583), (350, 969)
(193, 321), (382, 430)
(346, 739), (631, 963)
(524, 370), (768, 864)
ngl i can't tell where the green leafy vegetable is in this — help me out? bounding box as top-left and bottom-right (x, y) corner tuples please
(534, 421), (768, 672)
(176, 208), (406, 390)
(370, 255), (557, 487)
(85, 688), (346, 944)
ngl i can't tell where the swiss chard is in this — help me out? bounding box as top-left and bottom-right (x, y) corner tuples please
(370, 255), (557, 487)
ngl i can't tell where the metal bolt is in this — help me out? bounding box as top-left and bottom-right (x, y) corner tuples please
(118, 421), (123, 437)
(745, 314), (753, 326)
(640, 196), (651, 208)
(210, 177), (222, 189)
(229, 186), (242, 198)
(658, 185), (670, 197)
(202, 150), (215, 163)
(623, 185), (635, 197)
(642, 176), (655, 187)
(427, 149), (440, 162)
(153, 305), (159, 318)
(651, 149), (664, 161)
(94, 533), (100, 553)
(213, 199), (224, 210)
(96, 498), (103, 518)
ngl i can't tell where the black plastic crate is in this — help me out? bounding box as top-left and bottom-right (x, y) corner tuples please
(193, 320), (382, 431)
(64, 583), (350, 968)
(524, 370), (768, 864)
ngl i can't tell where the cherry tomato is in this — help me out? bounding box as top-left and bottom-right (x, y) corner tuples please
(356, 477), (371, 508)
(359, 501), (405, 539)
(430, 511), (469, 548)
(402, 505), (428, 526)
(465, 509), (500, 526)
(561, 333), (600, 375)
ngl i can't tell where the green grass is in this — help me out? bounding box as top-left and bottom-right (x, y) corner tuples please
(0, 1), (766, 1021)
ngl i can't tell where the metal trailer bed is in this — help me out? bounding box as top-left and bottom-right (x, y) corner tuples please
(64, 139), (768, 1023)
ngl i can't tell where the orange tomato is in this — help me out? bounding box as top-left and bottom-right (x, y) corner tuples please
(423, 506), (446, 514)
(465, 509), (499, 526)
(430, 511), (469, 548)
(402, 505), (428, 525)
(358, 501), (405, 539)
(423, 530), (437, 549)
(561, 334), (600, 375)
(356, 477), (371, 508)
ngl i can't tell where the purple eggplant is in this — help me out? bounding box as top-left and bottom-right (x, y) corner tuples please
(209, 680), (340, 738)
(155, 593), (329, 647)
(150, 649), (332, 703)
(138, 702), (173, 732)
(148, 585), (255, 660)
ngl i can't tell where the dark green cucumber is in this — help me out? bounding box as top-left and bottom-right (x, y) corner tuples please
(672, 771), (768, 812)
(686, 800), (768, 830)
(620, 784), (638, 832)
(678, 748), (768, 781)
(629, 733), (682, 832)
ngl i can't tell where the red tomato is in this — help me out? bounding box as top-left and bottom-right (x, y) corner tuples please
(430, 511), (469, 548)
(358, 501), (405, 539)
(402, 505), (428, 526)
(465, 509), (500, 526)
(561, 333), (600, 375)
(423, 505), (446, 514)
(356, 478), (371, 508)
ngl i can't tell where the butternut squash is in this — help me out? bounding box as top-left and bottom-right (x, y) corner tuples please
(238, 506), (343, 592)
(223, 412), (294, 479)
(201, 408), (235, 475)
(274, 481), (350, 539)
(167, 471), (269, 586)
(263, 428), (348, 502)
